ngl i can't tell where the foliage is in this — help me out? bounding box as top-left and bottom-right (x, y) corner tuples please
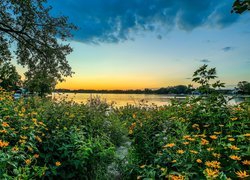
(232, 0), (250, 14)
(0, 61), (21, 91)
(0, 88), (126, 179)
(237, 81), (250, 95)
(0, 0), (76, 95)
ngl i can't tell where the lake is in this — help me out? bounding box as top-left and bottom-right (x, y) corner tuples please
(52, 93), (246, 107)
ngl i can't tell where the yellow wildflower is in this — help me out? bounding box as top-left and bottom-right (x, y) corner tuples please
(210, 135), (217, 140)
(214, 132), (221, 135)
(2, 122), (9, 127)
(25, 159), (31, 165)
(205, 161), (221, 169)
(160, 167), (166, 171)
(187, 137), (195, 141)
(163, 143), (175, 148)
(207, 148), (214, 151)
(201, 138), (209, 145)
(229, 145), (240, 151)
(219, 124), (224, 127)
(190, 150), (198, 154)
(172, 160), (177, 163)
(235, 170), (249, 179)
(204, 168), (219, 178)
(228, 138), (235, 141)
(140, 164), (146, 168)
(229, 155), (241, 161)
(192, 124), (199, 129)
(231, 117), (238, 121)
(0, 140), (9, 147)
(35, 136), (42, 143)
(182, 141), (189, 145)
(203, 124), (210, 127)
(132, 113), (136, 118)
(0, 129), (7, 133)
(183, 135), (191, 139)
(177, 150), (185, 154)
(12, 146), (19, 152)
(242, 160), (250, 166)
(169, 174), (185, 180)
(28, 147), (33, 152)
(212, 153), (221, 158)
(20, 135), (28, 140)
(18, 113), (24, 117)
(196, 159), (202, 163)
(55, 161), (61, 166)
(33, 154), (39, 158)
(243, 133), (250, 137)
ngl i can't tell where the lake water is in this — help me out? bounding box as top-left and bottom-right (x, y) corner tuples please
(52, 93), (246, 107)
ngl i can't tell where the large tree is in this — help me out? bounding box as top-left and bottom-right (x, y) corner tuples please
(232, 0), (250, 14)
(0, 0), (76, 94)
(0, 61), (21, 91)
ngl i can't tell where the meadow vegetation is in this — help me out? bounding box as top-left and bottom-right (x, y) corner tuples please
(0, 66), (249, 179)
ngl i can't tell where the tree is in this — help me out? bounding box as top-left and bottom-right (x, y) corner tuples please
(237, 81), (250, 94)
(0, 61), (21, 91)
(192, 64), (225, 94)
(232, 0), (250, 14)
(0, 0), (76, 95)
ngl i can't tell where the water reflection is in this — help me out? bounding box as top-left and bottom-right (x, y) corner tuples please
(52, 93), (244, 107)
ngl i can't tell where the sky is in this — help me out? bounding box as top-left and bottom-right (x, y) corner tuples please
(30, 0), (250, 90)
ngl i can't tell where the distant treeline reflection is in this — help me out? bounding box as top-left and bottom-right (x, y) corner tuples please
(55, 85), (233, 95)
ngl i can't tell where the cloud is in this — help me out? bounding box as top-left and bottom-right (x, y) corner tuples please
(199, 59), (211, 63)
(222, 46), (234, 52)
(49, 0), (241, 43)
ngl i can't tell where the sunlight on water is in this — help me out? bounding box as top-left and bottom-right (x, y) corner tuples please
(52, 93), (244, 107)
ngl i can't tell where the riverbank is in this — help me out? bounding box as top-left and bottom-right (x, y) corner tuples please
(1, 89), (249, 179)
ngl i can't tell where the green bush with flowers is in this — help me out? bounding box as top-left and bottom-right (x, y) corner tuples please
(0, 65), (249, 179)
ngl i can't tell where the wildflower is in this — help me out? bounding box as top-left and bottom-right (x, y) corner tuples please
(219, 124), (224, 127)
(214, 132), (221, 135)
(35, 136), (42, 142)
(229, 155), (241, 161)
(21, 107), (26, 113)
(235, 170), (249, 179)
(19, 139), (26, 144)
(160, 167), (166, 171)
(190, 150), (198, 154)
(231, 117), (238, 121)
(169, 174), (185, 180)
(140, 164), (146, 168)
(243, 133), (250, 137)
(196, 159), (202, 163)
(28, 147), (33, 152)
(2, 122), (9, 127)
(22, 126), (29, 130)
(228, 138), (235, 141)
(205, 161), (221, 169)
(198, 134), (206, 138)
(137, 176), (142, 180)
(129, 129), (133, 134)
(12, 146), (19, 152)
(25, 159), (31, 165)
(18, 113), (24, 117)
(172, 160), (177, 163)
(182, 141), (189, 145)
(204, 168), (219, 178)
(20, 135), (28, 140)
(203, 124), (210, 127)
(207, 148), (214, 151)
(183, 135), (191, 139)
(201, 138), (209, 145)
(192, 124), (199, 129)
(177, 150), (184, 154)
(132, 113), (136, 118)
(0, 140), (9, 147)
(210, 135), (217, 140)
(55, 161), (61, 166)
(0, 129), (7, 133)
(163, 143), (175, 148)
(187, 137), (195, 141)
(229, 145), (240, 151)
(33, 154), (39, 158)
(242, 160), (250, 166)
(212, 153), (221, 158)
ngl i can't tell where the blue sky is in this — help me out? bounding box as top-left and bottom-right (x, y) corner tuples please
(42, 0), (250, 90)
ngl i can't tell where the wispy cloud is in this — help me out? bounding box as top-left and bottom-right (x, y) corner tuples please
(49, 0), (240, 43)
(199, 59), (211, 63)
(222, 46), (234, 52)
